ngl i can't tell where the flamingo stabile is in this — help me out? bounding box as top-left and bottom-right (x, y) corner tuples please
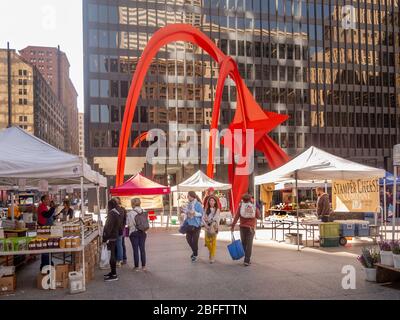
(116, 24), (289, 212)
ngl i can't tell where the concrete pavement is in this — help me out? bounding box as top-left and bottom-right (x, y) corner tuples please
(1, 228), (400, 300)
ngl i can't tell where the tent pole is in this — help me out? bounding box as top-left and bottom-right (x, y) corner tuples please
(80, 177), (84, 218)
(393, 167), (397, 241)
(11, 191), (15, 222)
(384, 178), (387, 241)
(167, 192), (172, 230)
(295, 171), (300, 252)
(324, 180), (328, 193)
(96, 184), (100, 223)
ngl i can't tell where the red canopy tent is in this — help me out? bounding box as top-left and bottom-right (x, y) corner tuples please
(110, 173), (170, 196)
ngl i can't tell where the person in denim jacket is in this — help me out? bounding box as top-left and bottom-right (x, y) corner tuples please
(184, 191), (204, 262)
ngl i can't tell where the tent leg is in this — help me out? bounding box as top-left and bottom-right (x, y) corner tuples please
(80, 177), (84, 218)
(384, 179), (387, 241)
(11, 191), (15, 222)
(393, 167), (397, 241)
(96, 185), (100, 223)
(166, 192), (172, 230)
(295, 171), (300, 252)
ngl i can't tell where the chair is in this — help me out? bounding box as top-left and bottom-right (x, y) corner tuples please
(148, 210), (157, 228)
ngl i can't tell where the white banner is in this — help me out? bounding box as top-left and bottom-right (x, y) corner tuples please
(18, 179), (26, 191)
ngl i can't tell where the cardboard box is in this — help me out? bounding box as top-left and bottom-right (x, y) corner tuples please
(56, 264), (70, 282)
(55, 278), (68, 289)
(0, 275), (16, 294)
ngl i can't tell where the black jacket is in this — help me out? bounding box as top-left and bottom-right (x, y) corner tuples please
(103, 209), (121, 242)
(116, 205), (127, 236)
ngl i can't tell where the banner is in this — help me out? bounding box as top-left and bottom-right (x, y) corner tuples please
(38, 180), (49, 192)
(120, 195), (164, 210)
(332, 178), (379, 212)
(172, 191), (202, 208)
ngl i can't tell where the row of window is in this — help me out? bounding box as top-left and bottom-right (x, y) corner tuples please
(88, 2), (396, 24)
(310, 112), (399, 128)
(90, 129), (398, 150)
(18, 79), (28, 85)
(19, 116), (28, 122)
(18, 99), (28, 105)
(29, 50), (53, 57)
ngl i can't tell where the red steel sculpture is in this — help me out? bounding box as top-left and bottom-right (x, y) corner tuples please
(116, 24), (289, 211)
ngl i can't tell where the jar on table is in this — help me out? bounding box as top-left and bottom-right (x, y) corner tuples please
(59, 237), (66, 249)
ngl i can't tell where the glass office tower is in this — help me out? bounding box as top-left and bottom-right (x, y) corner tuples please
(83, 0), (400, 185)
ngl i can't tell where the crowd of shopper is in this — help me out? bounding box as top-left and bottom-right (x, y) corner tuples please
(101, 189), (260, 282)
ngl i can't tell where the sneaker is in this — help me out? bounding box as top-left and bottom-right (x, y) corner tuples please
(209, 259), (215, 264)
(103, 272), (112, 278)
(191, 256), (198, 262)
(104, 274), (119, 282)
(133, 267), (140, 272)
(142, 266), (147, 272)
(244, 262), (250, 267)
(116, 261), (122, 268)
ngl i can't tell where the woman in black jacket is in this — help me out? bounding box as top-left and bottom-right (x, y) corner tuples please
(103, 199), (122, 282)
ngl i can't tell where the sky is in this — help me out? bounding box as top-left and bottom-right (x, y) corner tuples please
(0, 0), (84, 111)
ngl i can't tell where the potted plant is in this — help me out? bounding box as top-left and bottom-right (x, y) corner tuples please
(357, 247), (380, 282)
(392, 241), (400, 269)
(379, 241), (394, 267)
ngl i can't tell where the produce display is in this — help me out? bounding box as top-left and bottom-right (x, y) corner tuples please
(0, 215), (97, 253)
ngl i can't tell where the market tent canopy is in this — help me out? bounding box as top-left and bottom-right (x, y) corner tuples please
(0, 127), (106, 186)
(255, 146), (385, 185)
(379, 171), (400, 186)
(171, 170), (231, 192)
(274, 179), (329, 190)
(110, 173), (170, 196)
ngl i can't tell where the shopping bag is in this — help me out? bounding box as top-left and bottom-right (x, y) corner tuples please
(227, 233), (245, 260)
(99, 243), (110, 269)
(179, 220), (189, 234)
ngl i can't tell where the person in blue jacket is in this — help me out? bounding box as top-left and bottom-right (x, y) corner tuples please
(184, 191), (204, 262)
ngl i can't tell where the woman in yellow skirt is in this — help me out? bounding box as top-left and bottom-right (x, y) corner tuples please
(203, 195), (221, 264)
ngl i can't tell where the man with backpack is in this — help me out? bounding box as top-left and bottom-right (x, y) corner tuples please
(127, 198), (149, 271)
(231, 193), (261, 266)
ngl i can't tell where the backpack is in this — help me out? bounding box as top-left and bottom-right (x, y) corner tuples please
(239, 202), (256, 219)
(134, 209), (150, 232)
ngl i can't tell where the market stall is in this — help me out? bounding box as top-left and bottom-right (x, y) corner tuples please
(0, 127), (107, 293)
(170, 170), (232, 226)
(255, 146), (386, 251)
(110, 173), (170, 226)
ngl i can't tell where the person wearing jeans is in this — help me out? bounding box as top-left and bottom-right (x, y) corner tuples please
(183, 191), (204, 262)
(102, 199), (122, 281)
(127, 198), (148, 271)
(231, 193), (261, 266)
(114, 197), (127, 266)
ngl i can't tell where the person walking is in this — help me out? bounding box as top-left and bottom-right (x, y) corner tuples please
(203, 195), (220, 263)
(114, 197), (127, 266)
(103, 199), (122, 282)
(183, 191), (204, 262)
(127, 198), (149, 271)
(231, 193), (261, 266)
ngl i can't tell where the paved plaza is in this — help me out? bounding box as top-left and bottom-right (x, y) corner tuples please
(1, 227), (400, 300)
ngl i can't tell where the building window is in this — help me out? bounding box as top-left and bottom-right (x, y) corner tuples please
(100, 105), (109, 123)
(90, 105), (99, 123)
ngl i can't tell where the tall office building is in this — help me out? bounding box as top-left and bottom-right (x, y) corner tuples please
(0, 48), (65, 150)
(20, 46), (80, 155)
(83, 0), (400, 185)
(79, 112), (85, 157)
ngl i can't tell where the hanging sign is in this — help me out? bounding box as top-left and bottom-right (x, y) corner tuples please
(38, 180), (49, 192)
(332, 178), (379, 213)
(66, 187), (74, 194)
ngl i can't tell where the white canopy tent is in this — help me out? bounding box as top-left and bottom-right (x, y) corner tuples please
(254, 146), (386, 250)
(171, 170), (231, 192)
(0, 127), (107, 219)
(167, 170), (232, 229)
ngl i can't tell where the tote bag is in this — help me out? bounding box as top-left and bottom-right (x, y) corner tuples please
(227, 233), (245, 260)
(99, 243), (110, 269)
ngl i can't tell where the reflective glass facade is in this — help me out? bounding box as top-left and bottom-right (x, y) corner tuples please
(83, 0), (400, 184)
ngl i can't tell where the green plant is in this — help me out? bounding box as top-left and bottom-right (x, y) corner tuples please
(392, 241), (400, 255)
(357, 247), (380, 268)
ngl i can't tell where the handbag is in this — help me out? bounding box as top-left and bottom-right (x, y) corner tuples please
(99, 243), (110, 269)
(227, 232), (245, 260)
(179, 219), (189, 234)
